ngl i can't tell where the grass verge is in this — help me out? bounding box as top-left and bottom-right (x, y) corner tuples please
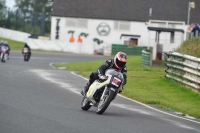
(55, 56), (200, 119)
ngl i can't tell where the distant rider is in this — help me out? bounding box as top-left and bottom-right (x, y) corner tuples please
(22, 43), (31, 60)
(1, 41), (11, 59)
(81, 51), (128, 96)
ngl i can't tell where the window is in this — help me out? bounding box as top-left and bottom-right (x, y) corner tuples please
(77, 19), (87, 28)
(158, 23), (165, 28)
(66, 18), (88, 28)
(168, 24), (176, 28)
(66, 19), (76, 27)
(114, 21), (130, 31)
(114, 22), (119, 29)
(124, 38), (138, 46)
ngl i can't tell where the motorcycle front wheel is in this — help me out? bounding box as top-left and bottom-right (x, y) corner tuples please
(1, 54), (5, 63)
(81, 97), (91, 111)
(96, 89), (115, 115)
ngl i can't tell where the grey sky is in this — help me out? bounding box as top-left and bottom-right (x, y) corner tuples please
(6, 0), (15, 9)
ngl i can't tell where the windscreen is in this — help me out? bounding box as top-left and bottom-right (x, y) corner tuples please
(105, 69), (124, 81)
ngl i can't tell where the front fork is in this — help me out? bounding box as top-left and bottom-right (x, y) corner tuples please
(100, 86), (108, 101)
(100, 86), (118, 101)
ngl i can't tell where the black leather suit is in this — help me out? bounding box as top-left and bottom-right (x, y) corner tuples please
(22, 43), (32, 60)
(88, 59), (127, 87)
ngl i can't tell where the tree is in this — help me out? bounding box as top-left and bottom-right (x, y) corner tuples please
(14, 0), (53, 35)
(0, 0), (5, 9)
(0, 0), (6, 27)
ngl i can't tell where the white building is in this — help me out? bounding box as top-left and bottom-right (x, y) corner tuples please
(51, 0), (200, 60)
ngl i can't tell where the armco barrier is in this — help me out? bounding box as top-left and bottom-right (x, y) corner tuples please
(165, 52), (200, 91)
(142, 50), (152, 66)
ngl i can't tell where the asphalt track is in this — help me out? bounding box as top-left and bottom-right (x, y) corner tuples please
(0, 51), (200, 133)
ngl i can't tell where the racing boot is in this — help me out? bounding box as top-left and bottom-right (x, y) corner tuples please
(119, 86), (124, 93)
(81, 83), (90, 96)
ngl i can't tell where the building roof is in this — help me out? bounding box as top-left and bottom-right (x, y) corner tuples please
(52, 0), (200, 24)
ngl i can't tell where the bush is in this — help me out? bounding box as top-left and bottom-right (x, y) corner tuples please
(175, 37), (200, 57)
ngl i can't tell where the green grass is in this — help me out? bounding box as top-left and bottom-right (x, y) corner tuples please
(55, 56), (200, 119)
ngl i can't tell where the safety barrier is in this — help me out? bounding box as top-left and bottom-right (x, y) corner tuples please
(165, 52), (200, 91)
(142, 50), (152, 66)
(0, 27), (30, 42)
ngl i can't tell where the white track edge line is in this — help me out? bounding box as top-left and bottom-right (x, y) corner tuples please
(49, 63), (56, 69)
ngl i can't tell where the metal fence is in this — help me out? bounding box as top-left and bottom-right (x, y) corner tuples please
(165, 52), (200, 91)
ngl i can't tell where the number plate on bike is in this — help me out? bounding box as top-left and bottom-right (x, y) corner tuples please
(111, 77), (121, 87)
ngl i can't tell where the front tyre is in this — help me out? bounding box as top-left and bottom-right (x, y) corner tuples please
(1, 54), (5, 63)
(96, 89), (115, 115)
(81, 97), (91, 111)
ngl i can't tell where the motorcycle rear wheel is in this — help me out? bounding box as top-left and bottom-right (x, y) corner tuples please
(24, 54), (28, 61)
(81, 97), (91, 111)
(96, 89), (114, 115)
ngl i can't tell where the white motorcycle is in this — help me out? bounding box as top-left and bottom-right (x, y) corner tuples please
(81, 69), (124, 114)
(0, 46), (9, 63)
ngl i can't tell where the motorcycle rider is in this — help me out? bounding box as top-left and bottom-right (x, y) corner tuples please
(22, 43), (31, 60)
(81, 51), (128, 96)
(1, 41), (11, 59)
